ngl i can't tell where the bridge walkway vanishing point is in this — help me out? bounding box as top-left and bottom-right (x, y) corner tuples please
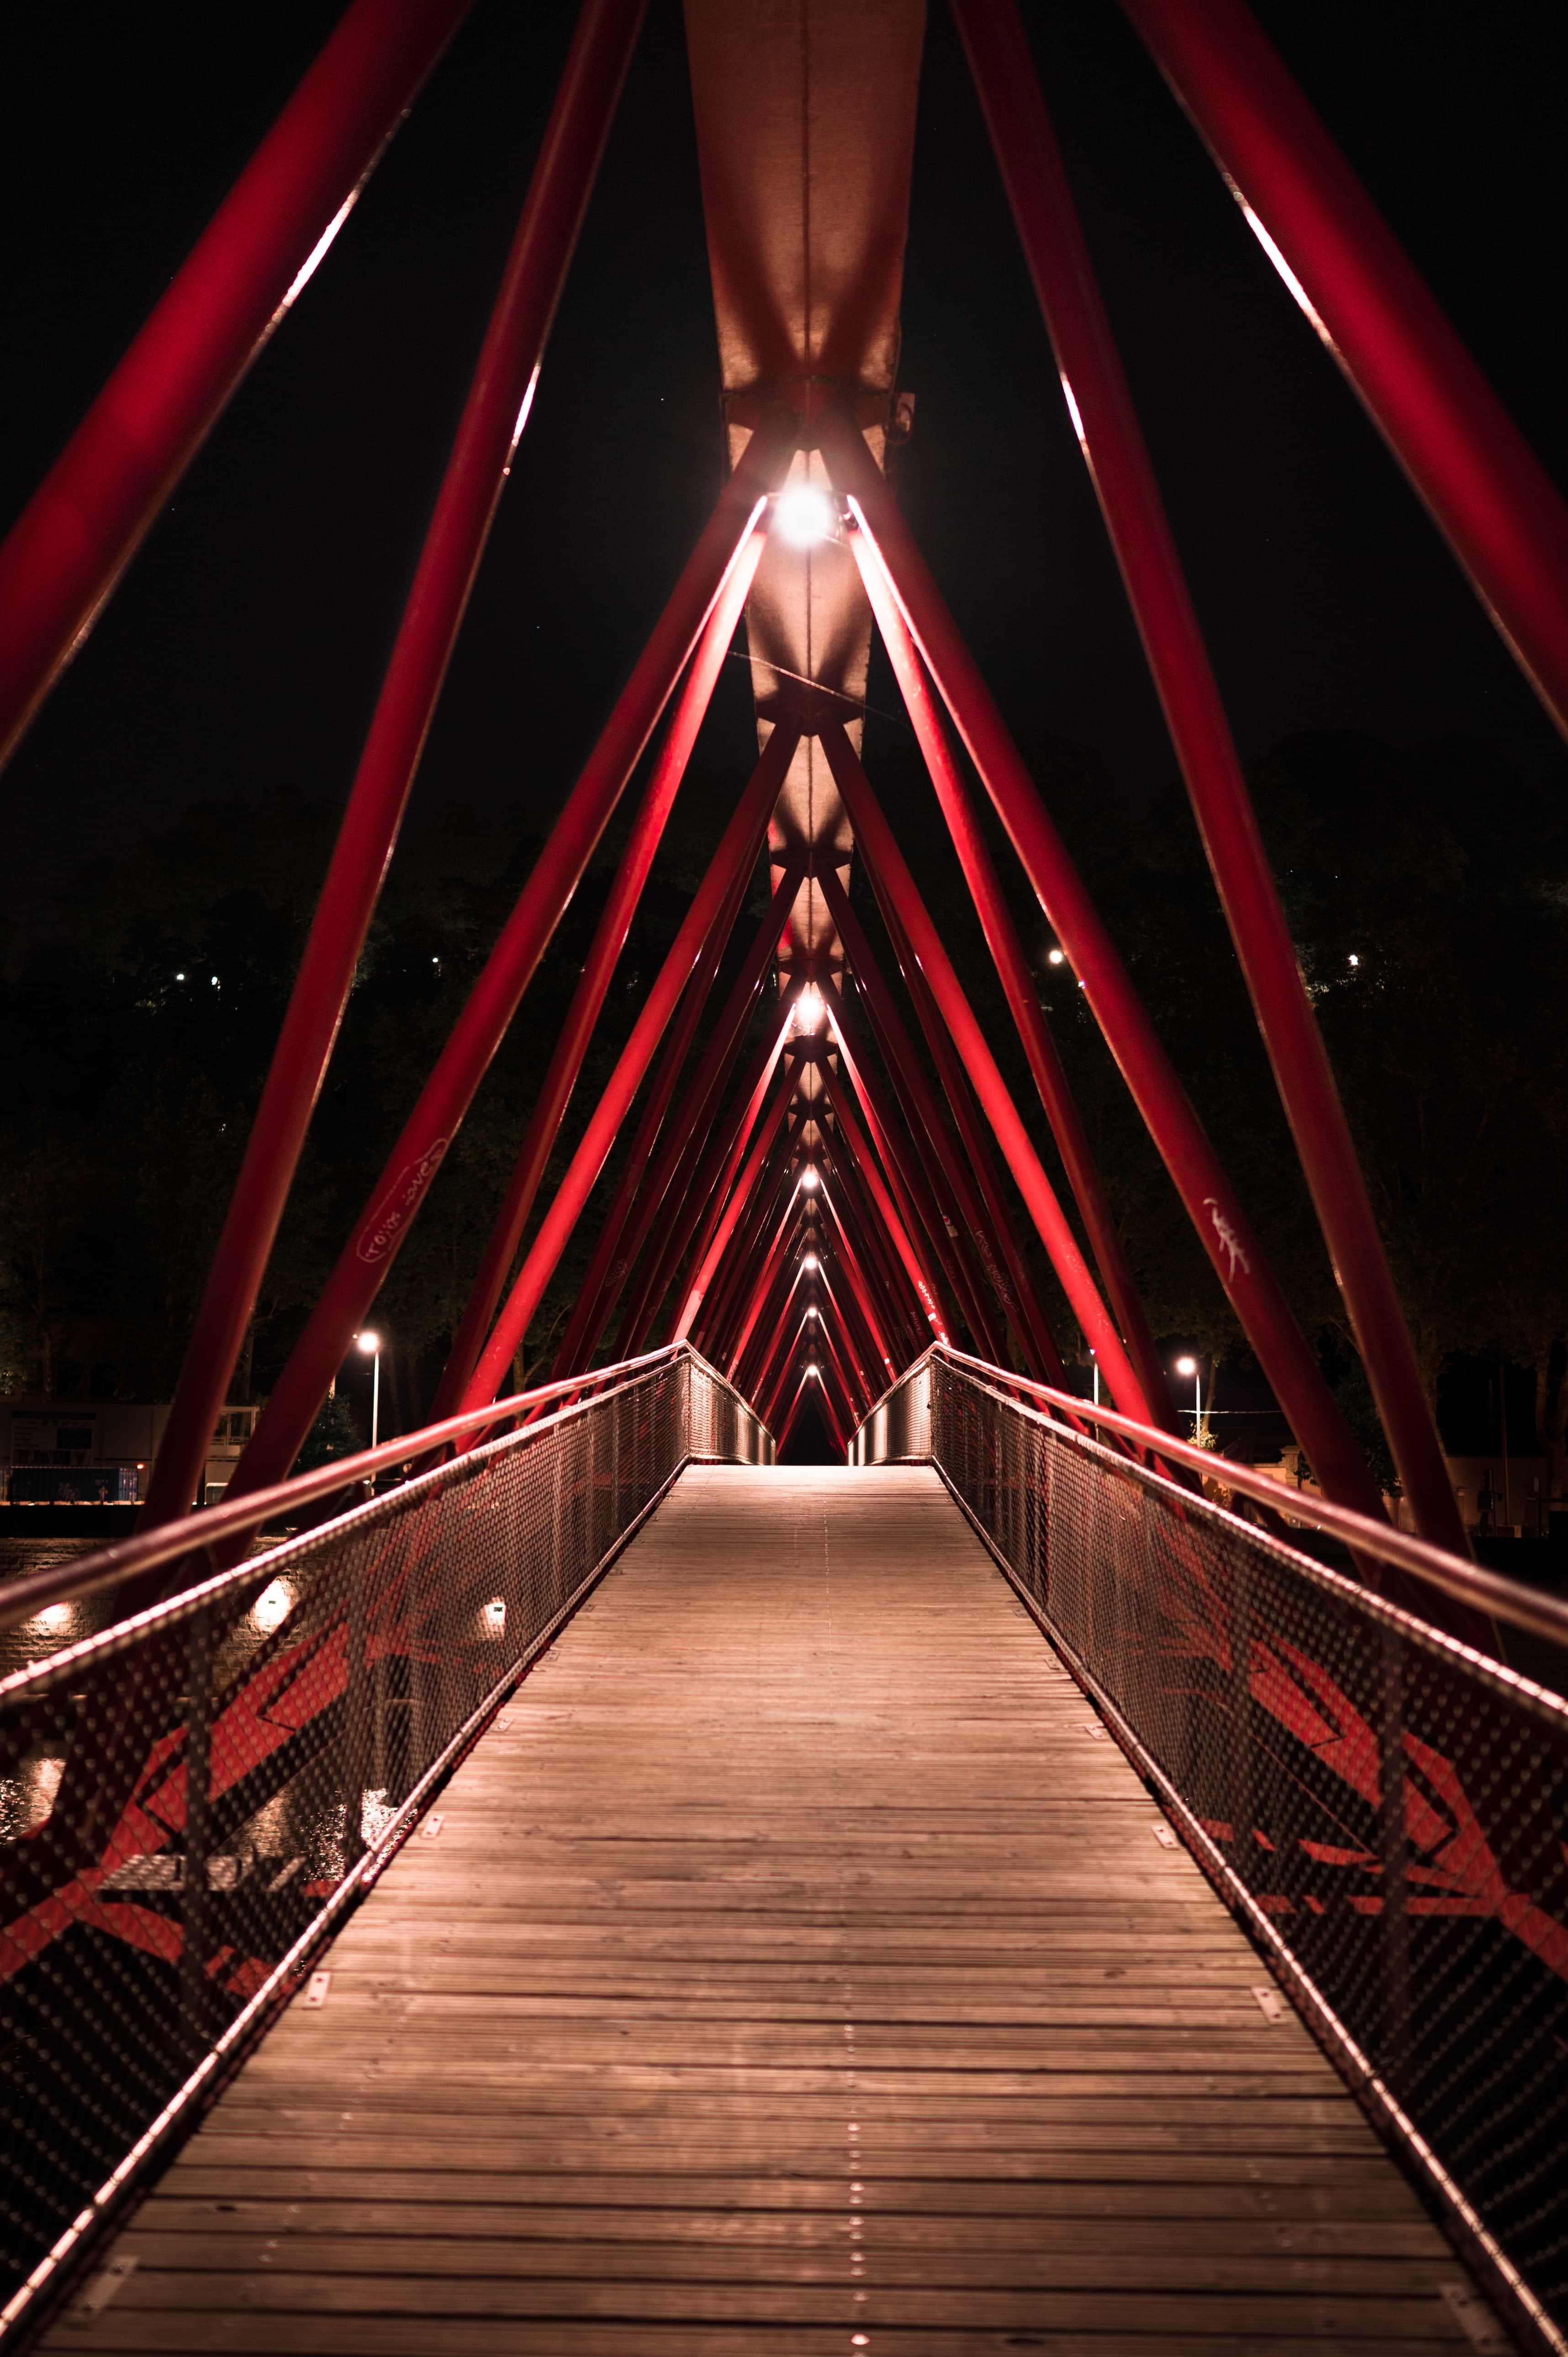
(43, 1465), (1501, 2355)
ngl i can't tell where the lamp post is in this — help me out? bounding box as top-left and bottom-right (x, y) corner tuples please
(356, 1329), (381, 1452)
(1176, 1353), (1202, 1442)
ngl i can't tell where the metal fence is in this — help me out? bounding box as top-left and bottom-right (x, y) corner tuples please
(0, 1345), (769, 2337)
(854, 1346), (1568, 2355)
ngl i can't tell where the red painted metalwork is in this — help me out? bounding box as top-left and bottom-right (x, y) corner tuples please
(0, 0), (491, 772)
(847, 529), (1176, 1433)
(556, 861), (804, 1373)
(817, 780), (1146, 1419)
(735, 1253), (803, 1399)
(550, 850), (756, 1379)
(1120, 0), (1568, 744)
(815, 1189), (900, 1385)
(646, 1014), (801, 1348)
(692, 1136), (798, 1362)
(461, 727), (799, 1409)
(431, 525), (767, 1422)
(673, 1070), (793, 1343)
(953, 0), (1461, 1542)
(813, 1062), (954, 1351)
(820, 413), (1384, 1524)
(817, 1147), (921, 1361)
(138, 1), (648, 1530)
(818, 878), (1012, 1362)
(206, 417), (797, 1530)
(817, 979), (974, 1351)
(850, 834), (1069, 1389)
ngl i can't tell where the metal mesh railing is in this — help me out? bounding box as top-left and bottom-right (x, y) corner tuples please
(0, 1345), (769, 2335)
(855, 1346), (1568, 2352)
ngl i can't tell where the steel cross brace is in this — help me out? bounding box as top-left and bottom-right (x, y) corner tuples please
(142, 0), (652, 1534)
(460, 724), (800, 1410)
(953, 0), (1468, 1545)
(432, 525), (768, 1419)
(818, 409), (1386, 1527)
(558, 859), (806, 1371)
(846, 530), (1176, 1430)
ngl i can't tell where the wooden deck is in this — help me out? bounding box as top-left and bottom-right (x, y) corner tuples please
(46, 1464), (1505, 2353)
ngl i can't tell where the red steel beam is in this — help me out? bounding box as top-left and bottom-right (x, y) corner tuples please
(817, 979), (974, 1350)
(816, 1147), (920, 1362)
(1119, 0), (1568, 744)
(619, 999), (792, 1351)
(849, 836), (1068, 1388)
(695, 1140), (798, 1364)
(814, 1063), (952, 1356)
(430, 524), (766, 1419)
(0, 0), (492, 771)
(673, 1058), (806, 1352)
(847, 530), (1177, 1432)
(462, 729), (799, 1406)
(813, 1186), (899, 1387)
(953, 0), (1461, 1545)
(739, 1257), (806, 1402)
(819, 412), (1385, 1525)
(207, 414), (797, 1532)
(550, 846), (755, 1377)
(672, 1072), (793, 1342)
(140, 0), (646, 1532)
(819, 885), (1013, 1361)
(559, 859), (804, 1370)
(824, 726), (1148, 1414)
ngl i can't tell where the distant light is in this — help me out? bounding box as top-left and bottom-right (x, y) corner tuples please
(1176, 1355), (1197, 1376)
(806, 1364), (820, 1378)
(1348, 953), (1360, 967)
(796, 982), (825, 1031)
(211, 976), (220, 987)
(804, 1253), (818, 1272)
(356, 1330), (380, 1355)
(773, 485), (835, 549)
(1047, 948), (1065, 967)
(801, 1166), (818, 1192)
(174, 971), (185, 981)
(807, 1306), (818, 1318)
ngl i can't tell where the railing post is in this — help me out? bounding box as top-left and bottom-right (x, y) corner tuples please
(180, 1602), (215, 2056)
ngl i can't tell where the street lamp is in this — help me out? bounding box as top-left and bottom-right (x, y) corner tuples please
(1176, 1353), (1202, 1440)
(356, 1329), (382, 1452)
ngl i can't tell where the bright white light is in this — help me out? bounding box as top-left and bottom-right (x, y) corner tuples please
(807, 1306), (818, 1318)
(796, 982), (825, 1030)
(807, 1364), (820, 1378)
(1047, 948), (1065, 967)
(801, 1167), (818, 1192)
(1176, 1356), (1197, 1376)
(175, 971), (185, 981)
(356, 1330), (380, 1355)
(484, 1597), (507, 1632)
(35, 1602), (72, 1633)
(1348, 953), (1360, 968)
(804, 1253), (818, 1272)
(774, 485), (835, 549)
(253, 1579), (294, 1634)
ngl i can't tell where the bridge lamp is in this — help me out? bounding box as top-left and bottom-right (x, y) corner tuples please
(356, 1329), (382, 1452)
(804, 1252), (818, 1272)
(773, 484), (835, 548)
(796, 981), (825, 1030)
(801, 1165), (818, 1192)
(806, 1364), (820, 1379)
(1175, 1353), (1203, 1435)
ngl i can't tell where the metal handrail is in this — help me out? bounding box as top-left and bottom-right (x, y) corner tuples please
(0, 1344), (764, 1635)
(851, 1343), (1568, 1653)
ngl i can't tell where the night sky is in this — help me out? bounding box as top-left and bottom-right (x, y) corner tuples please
(2, 2), (1565, 928)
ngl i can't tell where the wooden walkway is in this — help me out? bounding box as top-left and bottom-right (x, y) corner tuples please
(48, 1465), (1502, 2353)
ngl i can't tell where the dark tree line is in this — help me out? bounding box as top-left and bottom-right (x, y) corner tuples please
(3, 727), (1565, 1484)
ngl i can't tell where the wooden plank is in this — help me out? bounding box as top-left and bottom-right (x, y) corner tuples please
(42, 1466), (1504, 2352)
